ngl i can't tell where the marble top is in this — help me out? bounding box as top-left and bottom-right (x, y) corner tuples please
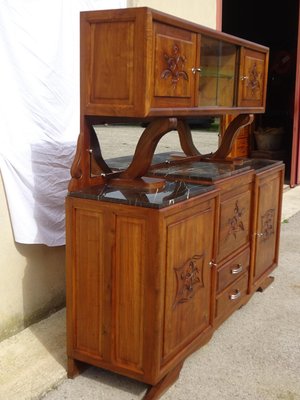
(242, 158), (283, 171)
(148, 160), (250, 182)
(106, 153), (282, 182)
(69, 180), (215, 209)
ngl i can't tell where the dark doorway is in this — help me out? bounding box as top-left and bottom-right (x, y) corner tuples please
(222, 0), (299, 184)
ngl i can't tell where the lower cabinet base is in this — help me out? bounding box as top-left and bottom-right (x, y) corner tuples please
(143, 362), (184, 400)
(256, 275), (275, 292)
(67, 274), (275, 399)
(66, 161), (284, 399)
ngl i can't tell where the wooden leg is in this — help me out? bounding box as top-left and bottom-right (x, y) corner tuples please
(143, 362), (184, 400)
(257, 276), (275, 292)
(211, 114), (254, 160)
(67, 357), (87, 378)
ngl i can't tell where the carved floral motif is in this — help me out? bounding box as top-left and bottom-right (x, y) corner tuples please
(247, 62), (261, 95)
(173, 254), (204, 309)
(161, 44), (188, 89)
(227, 200), (245, 240)
(261, 209), (275, 240)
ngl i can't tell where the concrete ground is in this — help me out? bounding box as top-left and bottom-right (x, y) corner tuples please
(1, 126), (300, 400)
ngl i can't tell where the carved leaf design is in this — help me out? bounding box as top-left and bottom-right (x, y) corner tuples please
(160, 43), (189, 89)
(173, 254), (204, 309)
(261, 209), (275, 240)
(226, 200), (245, 240)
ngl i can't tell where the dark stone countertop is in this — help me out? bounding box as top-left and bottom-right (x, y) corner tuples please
(68, 180), (215, 209)
(106, 153), (283, 182)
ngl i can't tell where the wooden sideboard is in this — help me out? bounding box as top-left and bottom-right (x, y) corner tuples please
(66, 7), (283, 399)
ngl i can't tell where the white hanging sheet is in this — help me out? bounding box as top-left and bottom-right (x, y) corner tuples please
(0, 0), (125, 246)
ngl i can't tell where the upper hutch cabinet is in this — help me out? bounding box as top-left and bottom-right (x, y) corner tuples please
(80, 7), (269, 118)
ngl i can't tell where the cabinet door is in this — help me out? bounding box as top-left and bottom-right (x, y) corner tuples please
(66, 198), (113, 363)
(162, 198), (216, 363)
(217, 174), (253, 263)
(238, 48), (267, 108)
(198, 36), (238, 107)
(151, 22), (197, 108)
(252, 166), (284, 286)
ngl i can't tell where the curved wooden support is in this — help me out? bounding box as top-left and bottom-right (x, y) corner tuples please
(68, 123), (112, 192)
(70, 132), (84, 181)
(177, 119), (201, 156)
(90, 126), (112, 174)
(143, 362), (184, 400)
(211, 114), (254, 160)
(69, 132), (85, 191)
(119, 118), (178, 179)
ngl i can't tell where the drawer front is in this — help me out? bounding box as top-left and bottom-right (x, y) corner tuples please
(218, 189), (252, 261)
(217, 248), (250, 293)
(215, 273), (248, 321)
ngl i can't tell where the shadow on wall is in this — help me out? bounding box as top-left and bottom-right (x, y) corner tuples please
(18, 243), (66, 330)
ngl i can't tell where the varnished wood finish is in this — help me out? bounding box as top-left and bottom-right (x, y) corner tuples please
(69, 7), (269, 192)
(80, 7), (269, 118)
(220, 114), (253, 158)
(250, 164), (284, 292)
(211, 114), (254, 160)
(144, 362), (184, 400)
(177, 119), (201, 156)
(238, 48), (269, 108)
(66, 7), (282, 399)
(256, 276), (275, 292)
(66, 191), (219, 386)
(119, 118), (177, 179)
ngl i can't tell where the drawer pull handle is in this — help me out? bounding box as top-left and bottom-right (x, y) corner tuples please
(229, 290), (241, 301)
(231, 264), (243, 275)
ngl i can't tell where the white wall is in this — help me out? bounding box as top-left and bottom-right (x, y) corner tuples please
(0, 174), (65, 341)
(127, 0), (217, 28)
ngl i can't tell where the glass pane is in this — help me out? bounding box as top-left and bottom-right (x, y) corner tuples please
(198, 36), (237, 107)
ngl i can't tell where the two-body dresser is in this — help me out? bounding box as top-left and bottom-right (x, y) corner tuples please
(66, 7), (284, 399)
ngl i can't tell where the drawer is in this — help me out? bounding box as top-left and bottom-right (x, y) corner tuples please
(215, 272), (248, 321)
(217, 248), (250, 293)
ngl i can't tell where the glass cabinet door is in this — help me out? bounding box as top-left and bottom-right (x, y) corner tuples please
(198, 36), (238, 107)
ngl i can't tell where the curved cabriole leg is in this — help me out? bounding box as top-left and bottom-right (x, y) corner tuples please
(211, 113), (254, 160)
(69, 132), (85, 191)
(119, 118), (178, 180)
(143, 362), (184, 400)
(177, 119), (201, 156)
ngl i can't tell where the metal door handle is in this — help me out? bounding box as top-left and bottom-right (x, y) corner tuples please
(192, 67), (202, 74)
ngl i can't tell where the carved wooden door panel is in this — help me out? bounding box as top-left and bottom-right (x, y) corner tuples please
(238, 48), (267, 108)
(162, 198), (216, 363)
(252, 166), (284, 286)
(66, 197), (114, 364)
(151, 22), (197, 108)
